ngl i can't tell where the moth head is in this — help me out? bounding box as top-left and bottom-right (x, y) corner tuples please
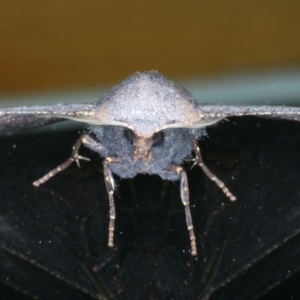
(124, 128), (164, 160)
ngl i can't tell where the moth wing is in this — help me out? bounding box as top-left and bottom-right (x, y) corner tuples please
(0, 103), (125, 135)
(198, 104), (300, 120)
(161, 104), (300, 131)
(192, 104), (300, 126)
(0, 114), (67, 135)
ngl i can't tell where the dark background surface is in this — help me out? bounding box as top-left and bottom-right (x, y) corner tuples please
(0, 116), (300, 299)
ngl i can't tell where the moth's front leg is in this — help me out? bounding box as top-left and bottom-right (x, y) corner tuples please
(165, 165), (197, 256)
(190, 136), (236, 201)
(33, 134), (106, 186)
(33, 133), (120, 250)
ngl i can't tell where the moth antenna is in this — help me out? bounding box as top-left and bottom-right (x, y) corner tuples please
(190, 137), (236, 202)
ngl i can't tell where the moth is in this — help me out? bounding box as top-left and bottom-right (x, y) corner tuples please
(1, 70), (300, 256)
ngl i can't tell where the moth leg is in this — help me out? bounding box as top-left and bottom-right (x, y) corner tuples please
(33, 134), (106, 187)
(166, 165), (197, 256)
(102, 157), (121, 248)
(190, 137), (236, 201)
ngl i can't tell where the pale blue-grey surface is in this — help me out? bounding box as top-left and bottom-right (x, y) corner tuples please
(0, 68), (300, 106)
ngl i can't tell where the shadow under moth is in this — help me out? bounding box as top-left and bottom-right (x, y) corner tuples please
(1, 70), (299, 256)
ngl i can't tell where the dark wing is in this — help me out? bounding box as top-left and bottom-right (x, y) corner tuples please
(0, 103), (118, 135)
(0, 114), (67, 135)
(158, 104), (300, 131)
(196, 104), (300, 123)
(0, 103), (97, 121)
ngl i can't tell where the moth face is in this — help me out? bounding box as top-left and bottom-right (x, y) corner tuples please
(89, 124), (205, 179)
(124, 128), (164, 160)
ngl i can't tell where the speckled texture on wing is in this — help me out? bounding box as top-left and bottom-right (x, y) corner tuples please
(196, 104), (300, 122)
(0, 114), (65, 135)
(0, 103), (96, 123)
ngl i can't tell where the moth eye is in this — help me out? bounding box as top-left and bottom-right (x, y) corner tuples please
(124, 128), (135, 144)
(152, 132), (164, 146)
